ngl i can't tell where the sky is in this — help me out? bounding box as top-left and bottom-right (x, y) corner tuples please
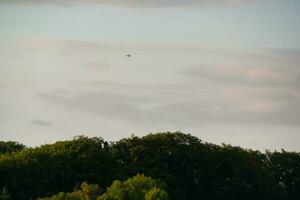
(0, 0), (300, 151)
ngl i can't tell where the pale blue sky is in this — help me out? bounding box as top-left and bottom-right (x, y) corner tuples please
(1, 0), (300, 49)
(0, 0), (300, 150)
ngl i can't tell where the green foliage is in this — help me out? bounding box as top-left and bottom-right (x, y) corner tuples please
(0, 187), (10, 200)
(266, 150), (300, 199)
(0, 141), (25, 155)
(145, 187), (168, 200)
(39, 175), (167, 200)
(38, 182), (102, 200)
(0, 132), (299, 200)
(100, 174), (168, 200)
(0, 136), (117, 199)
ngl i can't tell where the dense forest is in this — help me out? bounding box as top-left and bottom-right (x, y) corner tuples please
(0, 132), (299, 200)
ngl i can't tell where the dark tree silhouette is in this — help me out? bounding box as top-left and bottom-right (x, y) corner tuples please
(0, 132), (299, 200)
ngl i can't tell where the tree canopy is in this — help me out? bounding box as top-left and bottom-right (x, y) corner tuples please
(38, 174), (168, 200)
(0, 141), (25, 155)
(100, 174), (168, 200)
(38, 182), (102, 200)
(0, 132), (299, 200)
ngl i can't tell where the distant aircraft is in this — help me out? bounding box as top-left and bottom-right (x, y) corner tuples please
(126, 54), (131, 57)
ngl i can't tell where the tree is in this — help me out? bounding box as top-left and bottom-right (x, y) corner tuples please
(0, 141), (25, 155)
(39, 175), (168, 200)
(0, 136), (117, 200)
(38, 182), (103, 200)
(145, 187), (168, 200)
(266, 150), (300, 200)
(100, 174), (168, 200)
(1, 132), (299, 200)
(0, 187), (10, 200)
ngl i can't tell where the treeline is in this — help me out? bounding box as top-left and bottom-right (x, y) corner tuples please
(0, 132), (299, 200)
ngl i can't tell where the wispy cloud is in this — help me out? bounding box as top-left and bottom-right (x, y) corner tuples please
(27, 38), (299, 128)
(30, 119), (52, 126)
(2, 37), (299, 149)
(38, 63), (300, 127)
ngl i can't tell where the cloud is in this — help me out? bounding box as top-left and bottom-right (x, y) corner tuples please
(33, 46), (300, 128)
(16, 38), (115, 52)
(0, 0), (255, 7)
(181, 47), (300, 88)
(80, 61), (110, 71)
(37, 76), (300, 127)
(30, 119), (52, 126)
(182, 64), (300, 88)
(177, 49), (300, 126)
(4, 37), (300, 135)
